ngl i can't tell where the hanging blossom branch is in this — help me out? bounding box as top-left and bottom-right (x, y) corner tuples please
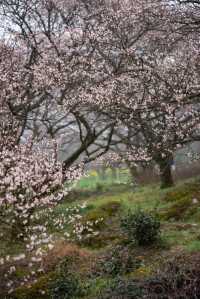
(0, 132), (83, 293)
(0, 139), (82, 237)
(0, 43), (83, 293)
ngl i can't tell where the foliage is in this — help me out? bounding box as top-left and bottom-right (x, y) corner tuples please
(49, 273), (83, 299)
(98, 277), (143, 299)
(49, 258), (85, 299)
(3, 178), (200, 297)
(121, 209), (161, 246)
(93, 245), (141, 277)
(97, 253), (200, 299)
(145, 253), (200, 299)
(86, 278), (109, 299)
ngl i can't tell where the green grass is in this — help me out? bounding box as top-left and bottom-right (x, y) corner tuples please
(3, 171), (200, 298)
(42, 175), (200, 243)
(186, 240), (200, 252)
(75, 168), (131, 190)
(42, 176), (200, 251)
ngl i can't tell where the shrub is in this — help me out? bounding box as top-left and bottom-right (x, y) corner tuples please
(145, 253), (200, 299)
(49, 273), (83, 299)
(49, 258), (85, 299)
(94, 245), (141, 277)
(98, 253), (200, 299)
(98, 277), (143, 299)
(121, 209), (160, 246)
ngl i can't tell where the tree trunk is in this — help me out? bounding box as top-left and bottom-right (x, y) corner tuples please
(158, 155), (174, 189)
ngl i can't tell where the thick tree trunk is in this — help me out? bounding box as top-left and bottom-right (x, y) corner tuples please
(158, 155), (174, 189)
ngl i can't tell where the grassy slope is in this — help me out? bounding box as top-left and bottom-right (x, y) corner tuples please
(3, 171), (200, 298)
(51, 173), (200, 252)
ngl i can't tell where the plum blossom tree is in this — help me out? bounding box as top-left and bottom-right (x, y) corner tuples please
(1, 0), (200, 188)
(1, 0), (200, 236)
(0, 0), (116, 167)
(8, 0), (200, 189)
(75, 0), (200, 188)
(0, 1), (119, 293)
(0, 40), (84, 294)
(1, 0), (200, 293)
(0, 62), (83, 236)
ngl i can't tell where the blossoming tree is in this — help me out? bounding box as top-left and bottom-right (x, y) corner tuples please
(74, 0), (200, 188)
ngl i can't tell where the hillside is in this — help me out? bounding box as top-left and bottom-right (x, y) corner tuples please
(2, 172), (200, 298)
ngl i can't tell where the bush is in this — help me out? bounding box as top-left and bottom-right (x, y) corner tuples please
(49, 258), (85, 299)
(49, 273), (83, 299)
(98, 253), (200, 299)
(145, 253), (200, 299)
(98, 277), (143, 299)
(121, 209), (160, 246)
(93, 245), (141, 277)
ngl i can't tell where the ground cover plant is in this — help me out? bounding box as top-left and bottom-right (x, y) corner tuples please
(121, 209), (161, 246)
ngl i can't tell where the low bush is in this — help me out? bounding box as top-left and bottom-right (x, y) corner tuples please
(145, 253), (200, 299)
(97, 253), (200, 299)
(49, 258), (85, 299)
(98, 277), (143, 299)
(93, 245), (141, 277)
(49, 273), (83, 299)
(121, 209), (160, 246)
